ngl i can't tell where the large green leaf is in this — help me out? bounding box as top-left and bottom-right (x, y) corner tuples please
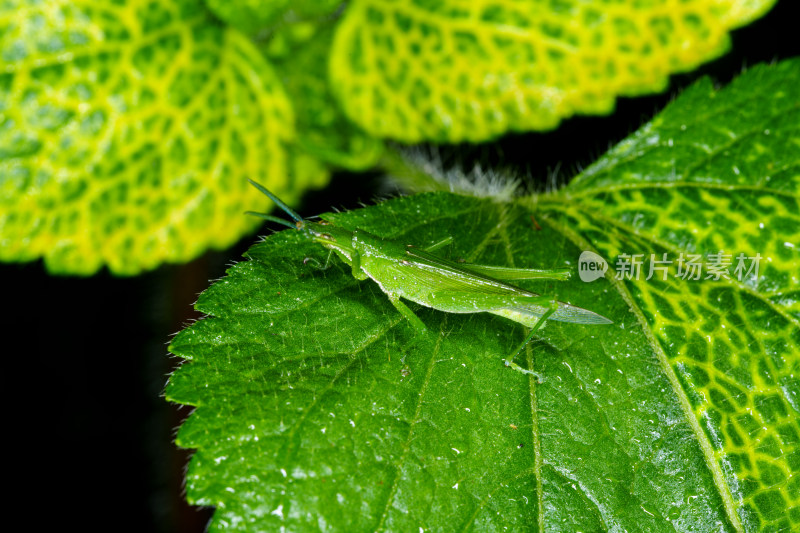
(0, 0), (324, 275)
(329, 0), (777, 142)
(167, 59), (799, 530)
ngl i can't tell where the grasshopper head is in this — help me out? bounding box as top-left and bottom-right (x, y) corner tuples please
(302, 221), (356, 259)
(245, 179), (356, 259)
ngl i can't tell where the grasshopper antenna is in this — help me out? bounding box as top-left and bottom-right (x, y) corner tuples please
(247, 179), (305, 224)
(244, 210), (297, 229)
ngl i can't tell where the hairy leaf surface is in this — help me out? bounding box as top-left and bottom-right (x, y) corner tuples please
(167, 60), (799, 530)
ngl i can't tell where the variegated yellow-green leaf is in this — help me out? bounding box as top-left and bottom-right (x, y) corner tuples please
(167, 59), (798, 530)
(329, 0), (778, 142)
(0, 0), (325, 275)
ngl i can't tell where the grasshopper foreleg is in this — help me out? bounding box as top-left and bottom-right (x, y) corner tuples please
(347, 249), (369, 281)
(303, 250), (335, 270)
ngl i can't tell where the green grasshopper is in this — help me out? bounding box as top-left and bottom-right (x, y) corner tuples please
(247, 180), (611, 377)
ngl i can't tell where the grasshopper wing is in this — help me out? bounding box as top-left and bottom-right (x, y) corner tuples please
(404, 248), (612, 325)
(402, 247), (534, 294)
(497, 300), (613, 325)
(408, 247), (569, 281)
(428, 289), (612, 326)
(460, 263), (570, 281)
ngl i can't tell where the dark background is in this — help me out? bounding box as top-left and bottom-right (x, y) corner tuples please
(4, 3), (797, 531)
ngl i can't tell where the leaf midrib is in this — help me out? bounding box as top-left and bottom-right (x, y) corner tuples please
(541, 211), (743, 532)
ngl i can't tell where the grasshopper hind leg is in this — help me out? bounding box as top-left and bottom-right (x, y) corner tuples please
(422, 236), (454, 253)
(502, 302), (558, 382)
(503, 359), (544, 382)
(387, 294), (428, 334)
